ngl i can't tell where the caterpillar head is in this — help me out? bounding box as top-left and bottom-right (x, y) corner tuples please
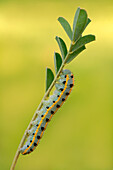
(62, 69), (72, 75)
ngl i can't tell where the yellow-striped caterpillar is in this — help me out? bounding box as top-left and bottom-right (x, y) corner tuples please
(20, 69), (74, 155)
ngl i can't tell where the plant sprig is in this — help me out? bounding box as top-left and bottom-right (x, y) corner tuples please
(10, 7), (95, 170)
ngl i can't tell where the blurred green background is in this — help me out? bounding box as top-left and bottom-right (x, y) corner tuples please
(0, 0), (113, 169)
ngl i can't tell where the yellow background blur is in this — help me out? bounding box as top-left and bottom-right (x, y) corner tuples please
(0, 0), (113, 169)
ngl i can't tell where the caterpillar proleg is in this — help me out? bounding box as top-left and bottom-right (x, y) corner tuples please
(20, 69), (74, 155)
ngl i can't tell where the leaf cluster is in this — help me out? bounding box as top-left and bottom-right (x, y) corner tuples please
(46, 7), (95, 93)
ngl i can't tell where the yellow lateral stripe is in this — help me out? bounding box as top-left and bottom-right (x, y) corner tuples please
(22, 75), (69, 154)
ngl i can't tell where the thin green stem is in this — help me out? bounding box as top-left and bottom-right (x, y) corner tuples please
(10, 43), (72, 170)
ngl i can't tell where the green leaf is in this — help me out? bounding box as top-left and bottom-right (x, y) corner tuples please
(55, 36), (67, 60)
(54, 52), (62, 74)
(71, 34), (95, 52)
(58, 17), (72, 40)
(72, 7), (88, 42)
(66, 46), (86, 63)
(45, 68), (54, 92)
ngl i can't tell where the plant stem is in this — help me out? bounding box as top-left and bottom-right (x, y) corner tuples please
(10, 43), (72, 170)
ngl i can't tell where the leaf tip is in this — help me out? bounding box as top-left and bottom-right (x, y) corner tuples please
(55, 36), (59, 40)
(57, 17), (62, 21)
(88, 18), (91, 23)
(76, 6), (80, 10)
(94, 35), (96, 40)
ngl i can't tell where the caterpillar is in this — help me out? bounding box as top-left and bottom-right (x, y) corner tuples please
(20, 69), (74, 155)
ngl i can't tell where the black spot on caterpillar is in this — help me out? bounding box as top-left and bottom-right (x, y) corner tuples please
(46, 118), (49, 122)
(20, 69), (74, 155)
(37, 136), (40, 139)
(51, 110), (54, 114)
(56, 104), (60, 108)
